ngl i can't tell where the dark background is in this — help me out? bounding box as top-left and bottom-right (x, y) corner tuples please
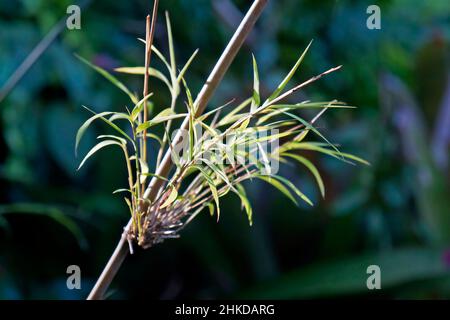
(0, 0), (449, 299)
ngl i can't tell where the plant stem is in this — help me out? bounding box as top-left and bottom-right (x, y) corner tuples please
(87, 0), (268, 300)
(142, 0), (159, 193)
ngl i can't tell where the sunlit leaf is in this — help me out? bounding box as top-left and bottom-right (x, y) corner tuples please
(255, 175), (298, 205)
(131, 93), (154, 122)
(266, 40), (313, 103)
(218, 98), (252, 126)
(113, 188), (132, 194)
(193, 165), (220, 221)
(251, 54), (260, 112)
(284, 142), (370, 166)
(160, 186), (178, 209)
(115, 67), (172, 93)
(273, 174), (313, 206)
(236, 183), (253, 225)
(81, 106), (135, 148)
(97, 134), (127, 145)
(177, 49), (199, 83)
(77, 139), (123, 170)
(75, 111), (115, 155)
(136, 109), (186, 133)
(284, 153), (325, 198)
(283, 110), (342, 157)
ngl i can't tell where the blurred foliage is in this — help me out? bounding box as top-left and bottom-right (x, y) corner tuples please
(0, 0), (449, 299)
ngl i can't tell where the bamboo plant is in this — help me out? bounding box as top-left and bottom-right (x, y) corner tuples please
(75, 0), (368, 299)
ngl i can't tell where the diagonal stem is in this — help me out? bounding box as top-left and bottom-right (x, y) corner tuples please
(87, 0), (268, 300)
(0, 0), (92, 104)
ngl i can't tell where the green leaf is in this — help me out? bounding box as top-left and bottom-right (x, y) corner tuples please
(180, 78), (197, 161)
(137, 38), (171, 75)
(177, 49), (199, 83)
(145, 133), (163, 146)
(131, 93), (154, 122)
(266, 40), (313, 103)
(77, 140), (123, 170)
(256, 142), (271, 175)
(284, 142), (370, 166)
(75, 54), (138, 104)
(200, 158), (236, 193)
(124, 197), (134, 223)
(115, 67), (172, 94)
(160, 186), (178, 209)
(239, 118), (251, 130)
(112, 188), (132, 194)
(252, 129), (297, 144)
(136, 109), (186, 133)
(130, 155), (149, 184)
(251, 54), (260, 112)
(255, 175), (298, 205)
(257, 107), (289, 125)
(284, 153), (325, 198)
(218, 98), (252, 127)
(198, 99), (234, 122)
(271, 101), (355, 109)
(140, 172), (170, 182)
(236, 184), (253, 226)
(165, 11), (176, 76)
(136, 112), (187, 133)
(193, 165), (220, 221)
(207, 202), (215, 217)
(273, 174), (313, 206)
(97, 134), (127, 145)
(75, 111), (115, 155)
(81, 106), (135, 148)
(181, 77), (195, 112)
(283, 110), (342, 157)
(109, 113), (132, 123)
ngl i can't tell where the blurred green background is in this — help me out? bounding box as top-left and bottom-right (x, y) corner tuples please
(1, 0), (449, 299)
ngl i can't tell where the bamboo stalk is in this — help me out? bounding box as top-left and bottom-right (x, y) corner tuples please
(87, 0), (268, 300)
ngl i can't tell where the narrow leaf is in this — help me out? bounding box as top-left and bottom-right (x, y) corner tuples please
(75, 54), (137, 104)
(131, 93), (154, 122)
(160, 186), (178, 209)
(78, 140), (122, 170)
(255, 175), (298, 205)
(75, 111), (114, 155)
(251, 54), (260, 112)
(266, 40), (313, 103)
(284, 153), (325, 198)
